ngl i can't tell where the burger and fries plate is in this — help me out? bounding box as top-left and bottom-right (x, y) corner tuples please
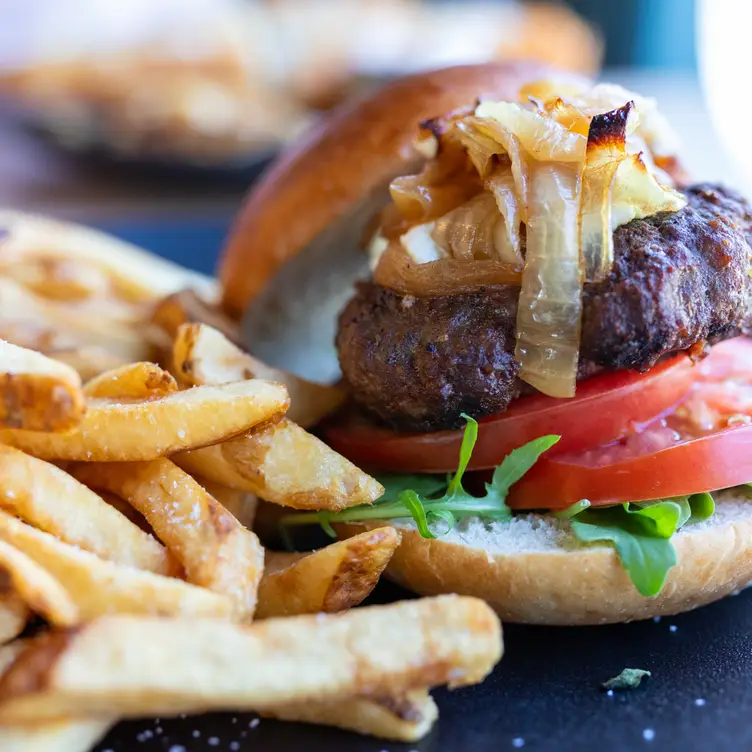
(2, 63), (752, 752)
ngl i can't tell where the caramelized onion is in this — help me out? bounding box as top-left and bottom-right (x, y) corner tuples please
(579, 102), (632, 282)
(431, 193), (502, 262)
(474, 101), (587, 162)
(515, 162), (582, 398)
(374, 240), (521, 297)
(486, 166), (523, 264)
(457, 117), (530, 219)
(389, 143), (480, 224)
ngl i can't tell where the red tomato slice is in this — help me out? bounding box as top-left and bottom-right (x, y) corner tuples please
(324, 353), (696, 473)
(507, 423), (752, 509)
(508, 338), (752, 509)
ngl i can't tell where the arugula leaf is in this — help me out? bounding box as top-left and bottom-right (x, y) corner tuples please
(280, 416), (559, 536)
(571, 508), (678, 597)
(601, 668), (651, 691)
(569, 494), (715, 598)
(376, 473), (447, 502)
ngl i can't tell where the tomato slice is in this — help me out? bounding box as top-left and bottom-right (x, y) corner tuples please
(507, 423), (752, 509)
(325, 353), (696, 473)
(508, 338), (752, 509)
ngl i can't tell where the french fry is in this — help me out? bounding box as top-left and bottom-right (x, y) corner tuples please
(0, 445), (176, 575)
(257, 527), (400, 618)
(42, 346), (130, 382)
(0, 595), (502, 722)
(152, 288), (241, 345)
(0, 595), (28, 645)
(0, 379), (289, 462)
(0, 278), (154, 363)
(72, 459), (264, 619)
(0, 341), (84, 431)
(0, 539), (79, 626)
(0, 511), (234, 622)
(173, 323), (345, 428)
(0, 718), (112, 752)
(0, 210), (217, 302)
(196, 477), (258, 530)
(264, 690), (438, 742)
(175, 418), (383, 511)
(82, 361), (178, 399)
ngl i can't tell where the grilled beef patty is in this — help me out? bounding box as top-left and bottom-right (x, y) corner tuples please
(337, 185), (752, 432)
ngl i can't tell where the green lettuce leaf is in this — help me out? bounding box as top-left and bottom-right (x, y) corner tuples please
(568, 493), (716, 598)
(280, 415), (559, 537)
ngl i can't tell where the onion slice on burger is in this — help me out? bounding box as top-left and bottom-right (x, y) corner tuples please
(515, 162), (582, 398)
(374, 240), (521, 297)
(486, 166), (523, 265)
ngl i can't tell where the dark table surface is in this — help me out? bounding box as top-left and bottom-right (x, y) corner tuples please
(94, 580), (752, 752)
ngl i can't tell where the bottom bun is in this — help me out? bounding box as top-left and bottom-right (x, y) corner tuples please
(338, 490), (752, 625)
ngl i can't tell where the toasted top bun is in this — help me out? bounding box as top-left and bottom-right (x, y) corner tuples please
(338, 489), (752, 625)
(219, 62), (572, 318)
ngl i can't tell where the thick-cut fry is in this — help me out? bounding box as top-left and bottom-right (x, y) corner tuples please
(0, 540), (78, 626)
(43, 346), (130, 382)
(151, 288), (241, 344)
(0, 719), (112, 752)
(82, 362), (177, 399)
(265, 690), (438, 742)
(0, 341), (84, 431)
(0, 379), (289, 461)
(0, 445), (176, 575)
(0, 210), (217, 302)
(195, 478), (258, 530)
(173, 323), (345, 428)
(0, 595), (501, 723)
(175, 418), (383, 511)
(72, 459), (264, 619)
(257, 527), (400, 618)
(0, 511), (233, 622)
(0, 595), (28, 645)
(0, 278), (154, 362)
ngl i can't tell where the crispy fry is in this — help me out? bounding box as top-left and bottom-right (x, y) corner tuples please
(0, 719), (112, 752)
(197, 478), (258, 530)
(0, 278), (154, 362)
(173, 323), (345, 428)
(151, 289), (241, 344)
(0, 595), (28, 645)
(72, 459), (264, 619)
(0, 641), (112, 751)
(0, 379), (289, 461)
(82, 362), (177, 399)
(0, 539), (79, 626)
(265, 690), (438, 742)
(0, 595), (502, 723)
(0, 210), (217, 302)
(0, 341), (84, 431)
(0, 445), (176, 575)
(257, 527), (400, 618)
(175, 418), (382, 511)
(0, 511), (233, 622)
(42, 346), (130, 382)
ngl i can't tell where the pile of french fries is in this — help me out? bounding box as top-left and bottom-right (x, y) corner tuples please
(0, 211), (503, 750)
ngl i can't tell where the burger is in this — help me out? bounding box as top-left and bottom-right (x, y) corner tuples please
(220, 63), (752, 625)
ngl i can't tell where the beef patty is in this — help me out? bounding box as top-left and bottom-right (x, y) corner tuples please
(337, 184), (752, 432)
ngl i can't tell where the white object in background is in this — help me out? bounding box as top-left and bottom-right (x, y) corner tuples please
(697, 0), (752, 194)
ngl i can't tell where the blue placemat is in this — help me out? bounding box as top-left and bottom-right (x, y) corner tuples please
(92, 216), (232, 276)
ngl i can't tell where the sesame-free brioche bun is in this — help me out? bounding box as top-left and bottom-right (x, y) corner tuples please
(338, 489), (752, 625)
(219, 62), (576, 318)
